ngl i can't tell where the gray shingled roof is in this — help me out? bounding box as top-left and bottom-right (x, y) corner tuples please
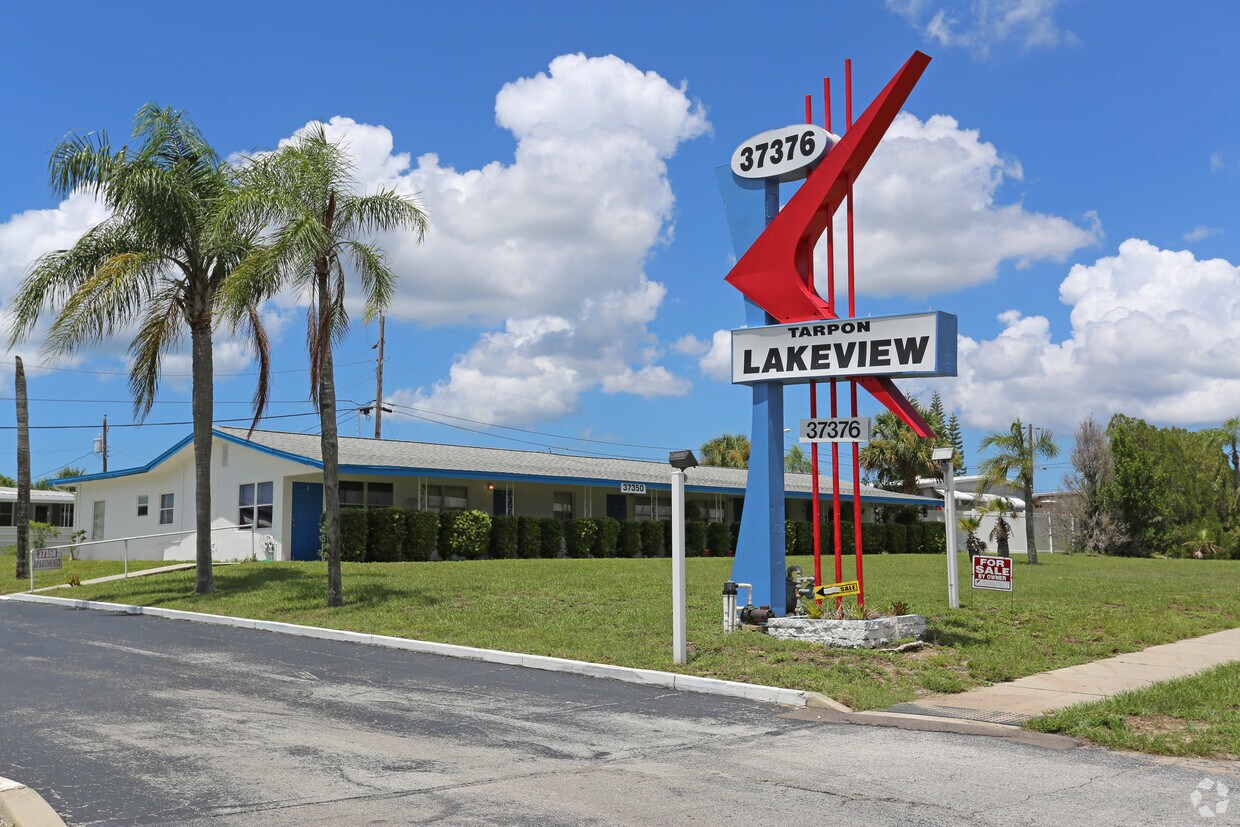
(217, 427), (936, 505)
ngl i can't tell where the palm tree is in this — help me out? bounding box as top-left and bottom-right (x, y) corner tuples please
(1222, 416), (1240, 491)
(8, 105), (269, 596)
(859, 398), (957, 494)
(1182, 528), (1223, 560)
(784, 445), (812, 474)
(980, 497), (1018, 558)
(700, 433), (750, 468)
(958, 514), (986, 556)
(15, 357), (29, 581)
(220, 125), (428, 607)
(978, 420), (1059, 565)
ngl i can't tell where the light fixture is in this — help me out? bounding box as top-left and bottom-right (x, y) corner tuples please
(668, 449), (699, 471)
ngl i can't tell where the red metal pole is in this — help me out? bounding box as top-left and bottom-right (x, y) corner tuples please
(804, 93), (823, 595)
(845, 58), (865, 610)
(824, 76), (843, 610)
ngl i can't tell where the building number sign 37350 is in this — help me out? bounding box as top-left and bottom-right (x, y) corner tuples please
(730, 124), (835, 184)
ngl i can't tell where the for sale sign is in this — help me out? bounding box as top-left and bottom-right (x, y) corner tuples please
(972, 555), (1012, 592)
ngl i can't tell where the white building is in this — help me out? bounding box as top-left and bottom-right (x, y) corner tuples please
(61, 427), (938, 562)
(0, 486), (76, 547)
(915, 473), (1040, 554)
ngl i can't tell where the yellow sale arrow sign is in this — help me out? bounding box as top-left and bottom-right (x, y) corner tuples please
(813, 580), (860, 599)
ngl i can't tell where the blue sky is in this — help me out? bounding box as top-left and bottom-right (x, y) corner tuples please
(1, 0), (1238, 488)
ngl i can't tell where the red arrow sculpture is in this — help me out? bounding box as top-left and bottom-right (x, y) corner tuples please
(724, 51), (936, 437)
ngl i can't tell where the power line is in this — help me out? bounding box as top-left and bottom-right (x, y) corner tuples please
(384, 401), (670, 451)
(1, 359), (373, 379)
(0, 409), (349, 431)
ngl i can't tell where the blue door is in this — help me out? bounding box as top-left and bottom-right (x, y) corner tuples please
(291, 482), (324, 561)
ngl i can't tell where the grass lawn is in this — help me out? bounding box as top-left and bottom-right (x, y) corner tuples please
(60, 552), (1240, 712)
(0, 549), (169, 595)
(1026, 662), (1240, 760)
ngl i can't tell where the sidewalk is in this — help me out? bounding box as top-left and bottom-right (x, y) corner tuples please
(31, 563), (195, 593)
(883, 628), (1240, 725)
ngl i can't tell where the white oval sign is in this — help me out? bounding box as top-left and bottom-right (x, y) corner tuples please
(730, 124), (837, 183)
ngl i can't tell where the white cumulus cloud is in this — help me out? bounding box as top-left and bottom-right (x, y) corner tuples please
(887, 0), (1078, 58)
(820, 112), (1099, 299)
(295, 54), (711, 425)
(918, 239), (1240, 430)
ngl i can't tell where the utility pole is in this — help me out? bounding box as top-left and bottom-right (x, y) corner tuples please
(102, 415), (108, 473)
(1027, 421), (1039, 565)
(374, 314), (385, 439)
(15, 357), (29, 582)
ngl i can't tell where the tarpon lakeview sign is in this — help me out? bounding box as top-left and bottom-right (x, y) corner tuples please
(730, 311), (957, 384)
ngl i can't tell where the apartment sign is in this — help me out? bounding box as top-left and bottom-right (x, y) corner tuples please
(731, 311), (957, 385)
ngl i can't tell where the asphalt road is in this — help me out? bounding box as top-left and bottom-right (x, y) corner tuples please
(0, 599), (1235, 826)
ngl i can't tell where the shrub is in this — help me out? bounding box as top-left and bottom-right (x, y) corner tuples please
(404, 510), (438, 562)
(437, 511), (460, 559)
(517, 516), (542, 559)
(339, 508), (368, 562)
(489, 515), (519, 559)
(886, 523), (908, 554)
(591, 517), (621, 558)
(707, 522), (732, 557)
(662, 520), (672, 557)
(796, 521), (814, 555)
(642, 521), (665, 557)
(619, 521), (643, 557)
(539, 518), (564, 558)
(366, 507), (406, 562)
(686, 521), (707, 557)
(784, 521), (798, 555)
(449, 510), (491, 560)
(564, 519), (597, 558)
(730, 521), (741, 553)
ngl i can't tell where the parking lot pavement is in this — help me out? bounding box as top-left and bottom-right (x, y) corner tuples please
(1, 599), (1234, 826)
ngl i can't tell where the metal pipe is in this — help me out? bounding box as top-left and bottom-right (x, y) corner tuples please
(722, 581), (738, 632)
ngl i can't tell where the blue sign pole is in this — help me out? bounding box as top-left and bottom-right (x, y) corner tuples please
(715, 166), (787, 614)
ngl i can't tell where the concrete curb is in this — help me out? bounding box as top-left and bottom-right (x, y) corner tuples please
(1, 593), (850, 711)
(0, 776), (66, 827)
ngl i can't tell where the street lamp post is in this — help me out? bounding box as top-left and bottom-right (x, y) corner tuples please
(933, 446), (960, 609)
(669, 449), (698, 665)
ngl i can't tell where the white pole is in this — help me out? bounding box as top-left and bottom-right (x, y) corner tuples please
(671, 468), (688, 665)
(943, 460), (960, 609)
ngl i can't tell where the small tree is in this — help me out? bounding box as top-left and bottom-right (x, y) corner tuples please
(979, 420), (1059, 564)
(980, 498), (1017, 558)
(700, 433), (750, 468)
(958, 515), (986, 556)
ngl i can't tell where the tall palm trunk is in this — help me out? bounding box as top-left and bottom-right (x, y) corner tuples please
(190, 310), (216, 594)
(318, 264), (342, 607)
(1024, 478), (1039, 565)
(15, 357), (29, 581)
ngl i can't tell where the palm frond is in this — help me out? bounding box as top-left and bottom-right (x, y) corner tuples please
(336, 189), (428, 239)
(127, 286), (185, 420)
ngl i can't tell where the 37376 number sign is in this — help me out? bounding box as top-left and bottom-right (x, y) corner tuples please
(730, 124), (836, 183)
(799, 417), (871, 444)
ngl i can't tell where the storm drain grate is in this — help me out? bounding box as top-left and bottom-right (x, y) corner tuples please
(883, 703), (1031, 726)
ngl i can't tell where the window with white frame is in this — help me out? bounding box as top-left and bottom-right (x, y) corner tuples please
(634, 494), (671, 521)
(341, 481), (395, 509)
(553, 491), (574, 521)
(159, 493), (174, 525)
(137, 495), (149, 517)
(425, 484), (468, 512)
(239, 482), (274, 529)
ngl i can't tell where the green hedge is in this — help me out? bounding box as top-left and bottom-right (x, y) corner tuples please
(641, 521), (665, 557)
(619, 521), (643, 557)
(517, 516), (542, 559)
(437, 511), (461, 559)
(489, 515), (519, 559)
(449, 510), (491, 560)
(365, 507), (405, 562)
(686, 521), (707, 557)
(591, 517), (620, 557)
(404, 510), (438, 561)
(564, 519), (597, 558)
(340, 508), (368, 562)
(539, 518), (564, 558)
(706, 522), (731, 557)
